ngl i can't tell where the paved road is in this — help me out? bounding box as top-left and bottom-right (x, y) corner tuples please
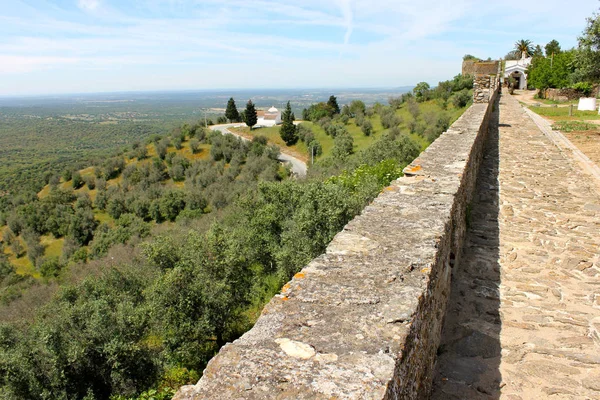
(209, 124), (307, 177)
(432, 94), (600, 399)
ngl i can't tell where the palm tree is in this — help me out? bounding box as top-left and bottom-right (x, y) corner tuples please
(514, 39), (534, 59)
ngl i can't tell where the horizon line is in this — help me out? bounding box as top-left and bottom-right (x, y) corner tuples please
(0, 86), (416, 100)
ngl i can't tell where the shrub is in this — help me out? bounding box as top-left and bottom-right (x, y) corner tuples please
(306, 140), (323, 158)
(39, 257), (64, 278)
(190, 139), (200, 154)
(572, 82), (593, 97)
(452, 89), (471, 108)
(332, 133), (354, 159)
(72, 171), (83, 189)
(407, 98), (420, 119)
(85, 175), (96, 190)
(380, 108), (401, 129)
(361, 120), (373, 136)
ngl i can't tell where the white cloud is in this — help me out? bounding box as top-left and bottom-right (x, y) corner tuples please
(0, 0), (598, 95)
(77, 0), (100, 12)
(335, 0), (353, 46)
(0, 55), (80, 74)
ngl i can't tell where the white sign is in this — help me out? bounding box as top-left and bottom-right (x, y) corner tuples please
(578, 97), (596, 111)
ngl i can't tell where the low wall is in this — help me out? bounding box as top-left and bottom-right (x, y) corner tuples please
(462, 60), (499, 77)
(474, 74), (499, 103)
(544, 88), (583, 102)
(174, 89), (498, 400)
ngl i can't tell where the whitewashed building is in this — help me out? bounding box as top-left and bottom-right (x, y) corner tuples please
(256, 106), (282, 127)
(505, 54), (532, 90)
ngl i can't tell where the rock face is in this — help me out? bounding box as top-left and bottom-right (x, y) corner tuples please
(173, 87), (499, 400)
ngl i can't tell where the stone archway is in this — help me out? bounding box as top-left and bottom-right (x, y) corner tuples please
(511, 71), (526, 89)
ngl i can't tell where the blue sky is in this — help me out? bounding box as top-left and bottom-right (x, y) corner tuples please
(0, 0), (597, 95)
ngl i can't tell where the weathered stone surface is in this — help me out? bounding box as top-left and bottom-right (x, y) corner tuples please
(473, 73), (500, 104)
(172, 87), (499, 399)
(432, 93), (600, 399)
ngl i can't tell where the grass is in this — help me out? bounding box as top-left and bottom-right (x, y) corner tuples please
(41, 235), (64, 259)
(2, 236), (39, 278)
(94, 210), (114, 226)
(533, 98), (579, 106)
(528, 106), (600, 121)
(551, 121), (599, 132)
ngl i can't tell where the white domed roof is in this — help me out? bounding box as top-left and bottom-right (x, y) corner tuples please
(267, 106), (278, 113)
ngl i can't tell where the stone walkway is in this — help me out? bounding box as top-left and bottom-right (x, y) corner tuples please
(431, 94), (600, 399)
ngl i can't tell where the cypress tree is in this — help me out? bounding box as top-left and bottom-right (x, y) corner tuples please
(225, 97), (240, 123)
(327, 95), (340, 115)
(280, 101), (298, 146)
(244, 100), (257, 130)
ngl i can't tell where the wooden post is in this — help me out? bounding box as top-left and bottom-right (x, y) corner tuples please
(569, 104), (573, 117)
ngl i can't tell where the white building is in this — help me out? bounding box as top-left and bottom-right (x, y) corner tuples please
(504, 54), (532, 90)
(256, 106), (282, 127)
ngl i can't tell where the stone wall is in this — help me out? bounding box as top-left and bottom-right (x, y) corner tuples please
(544, 88), (584, 102)
(474, 74), (499, 104)
(173, 88), (499, 400)
(462, 60), (499, 77)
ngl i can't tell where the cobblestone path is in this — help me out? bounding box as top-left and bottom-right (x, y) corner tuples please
(431, 94), (600, 399)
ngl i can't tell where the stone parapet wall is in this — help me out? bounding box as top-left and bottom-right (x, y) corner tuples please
(474, 74), (499, 104)
(174, 88), (498, 400)
(462, 60), (499, 77)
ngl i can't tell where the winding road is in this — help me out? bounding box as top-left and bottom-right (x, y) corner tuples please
(209, 124), (307, 177)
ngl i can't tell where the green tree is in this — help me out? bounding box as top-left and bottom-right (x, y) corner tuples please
(545, 39), (561, 56)
(361, 119), (373, 136)
(10, 238), (23, 257)
(68, 208), (98, 245)
(302, 102), (334, 121)
(244, 100), (258, 130)
(225, 98), (240, 123)
(62, 169), (72, 182)
(23, 228), (44, 265)
(72, 171), (83, 189)
(107, 195), (126, 219)
(39, 256), (63, 278)
(159, 190), (186, 222)
(574, 9), (600, 83)
(504, 50), (521, 60)
(349, 100), (366, 117)
(332, 133), (354, 159)
(327, 95), (340, 115)
(190, 139), (200, 154)
(463, 54), (480, 61)
(413, 82), (431, 102)
(452, 89), (471, 108)
(532, 44), (544, 58)
(0, 268), (157, 399)
(514, 39), (534, 58)
(528, 50), (575, 90)
(279, 101), (298, 146)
